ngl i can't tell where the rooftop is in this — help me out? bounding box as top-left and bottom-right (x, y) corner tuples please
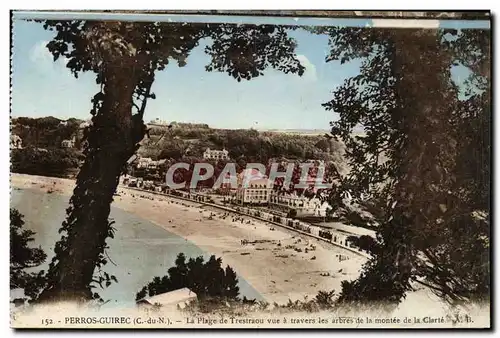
(136, 287), (197, 307)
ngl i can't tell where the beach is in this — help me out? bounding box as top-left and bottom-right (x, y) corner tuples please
(10, 173), (491, 328)
(10, 173), (366, 304)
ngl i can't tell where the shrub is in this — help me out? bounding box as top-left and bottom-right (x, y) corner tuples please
(136, 253), (240, 303)
(10, 209), (47, 301)
(11, 147), (81, 178)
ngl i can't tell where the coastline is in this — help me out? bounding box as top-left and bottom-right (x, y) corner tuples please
(10, 173), (366, 304)
(9, 173), (491, 328)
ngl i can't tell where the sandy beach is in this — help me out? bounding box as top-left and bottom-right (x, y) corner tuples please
(10, 173), (366, 304)
(10, 173), (491, 328)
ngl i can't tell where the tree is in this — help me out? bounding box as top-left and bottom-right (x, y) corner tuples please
(136, 253), (240, 302)
(346, 235), (378, 255)
(10, 209), (47, 302)
(11, 147), (81, 178)
(36, 20), (304, 302)
(314, 290), (336, 309)
(11, 116), (84, 148)
(320, 25), (490, 307)
(414, 28), (491, 305)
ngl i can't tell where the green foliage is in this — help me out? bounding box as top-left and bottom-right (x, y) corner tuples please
(11, 147), (82, 178)
(37, 20), (306, 302)
(337, 220), (415, 308)
(11, 116), (84, 149)
(314, 290), (336, 309)
(10, 209), (47, 301)
(10, 116), (84, 178)
(136, 253), (240, 303)
(346, 235), (378, 255)
(322, 26), (490, 307)
(41, 21), (304, 83)
(141, 125), (344, 165)
(272, 290), (336, 312)
(205, 25), (304, 81)
(182, 289), (336, 316)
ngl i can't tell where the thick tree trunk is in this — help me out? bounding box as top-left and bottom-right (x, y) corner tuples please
(339, 29), (457, 307)
(39, 64), (141, 302)
(380, 29), (456, 297)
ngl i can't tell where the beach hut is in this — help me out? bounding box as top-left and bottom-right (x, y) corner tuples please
(136, 287), (197, 310)
(310, 226), (320, 237)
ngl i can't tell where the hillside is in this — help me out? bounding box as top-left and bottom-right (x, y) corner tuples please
(10, 117), (86, 178)
(11, 116), (86, 149)
(10, 117), (350, 178)
(140, 124), (348, 174)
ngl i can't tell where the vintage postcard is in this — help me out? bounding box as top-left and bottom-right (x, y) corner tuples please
(9, 10), (491, 329)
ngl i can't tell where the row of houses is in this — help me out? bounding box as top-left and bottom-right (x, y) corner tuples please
(124, 163), (330, 219)
(219, 204), (371, 259)
(203, 148), (230, 161)
(231, 169), (331, 218)
(135, 157), (167, 169)
(132, 148), (325, 170)
(131, 148), (229, 171)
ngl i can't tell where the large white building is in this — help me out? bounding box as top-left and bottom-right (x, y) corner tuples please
(269, 191), (331, 218)
(235, 169), (271, 205)
(203, 148), (229, 161)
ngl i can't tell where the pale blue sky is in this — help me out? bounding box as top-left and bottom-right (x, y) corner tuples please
(10, 12), (490, 130)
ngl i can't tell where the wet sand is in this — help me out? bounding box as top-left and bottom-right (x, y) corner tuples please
(11, 173), (366, 304)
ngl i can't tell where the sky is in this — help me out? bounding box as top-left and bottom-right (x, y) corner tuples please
(10, 12), (491, 130)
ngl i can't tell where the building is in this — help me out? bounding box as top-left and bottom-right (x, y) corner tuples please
(10, 134), (22, 149)
(218, 172), (235, 195)
(61, 136), (75, 148)
(136, 288), (197, 310)
(149, 117), (169, 125)
(235, 169), (272, 205)
(136, 157), (153, 168)
(135, 157), (166, 169)
(267, 157), (294, 167)
(203, 148), (229, 161)
(269, 191), (331, 218)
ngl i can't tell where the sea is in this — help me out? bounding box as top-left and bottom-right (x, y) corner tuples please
(10, 188), (262, 308)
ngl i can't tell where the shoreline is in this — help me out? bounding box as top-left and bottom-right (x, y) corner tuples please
(124, 186), (371, 259)
(9, 173), (491, 328)
(10, 173), (366, 304)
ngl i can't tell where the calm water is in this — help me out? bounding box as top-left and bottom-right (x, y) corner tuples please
(11, 188), (262, 307)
